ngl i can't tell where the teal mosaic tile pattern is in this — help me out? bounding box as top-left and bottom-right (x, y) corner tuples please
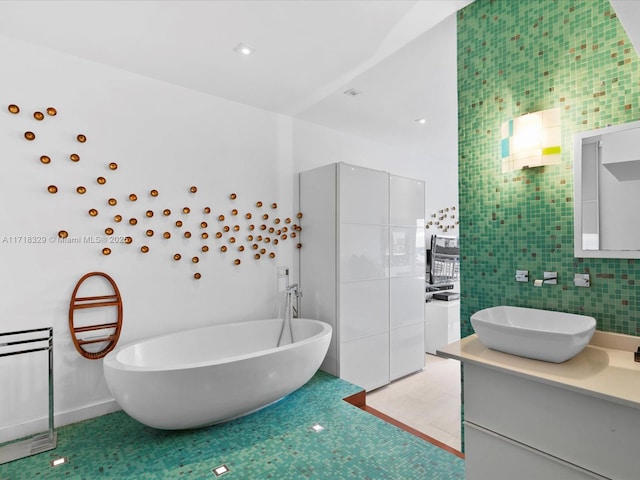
(0, 371), (464, 479)
(458, 0), (640, 338)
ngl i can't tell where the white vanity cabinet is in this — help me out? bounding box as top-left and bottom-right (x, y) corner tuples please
(299, 163), (425, 391)
(439, 333), (640, 480)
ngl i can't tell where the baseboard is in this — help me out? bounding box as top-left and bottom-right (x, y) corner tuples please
(0, 399), (121, 444)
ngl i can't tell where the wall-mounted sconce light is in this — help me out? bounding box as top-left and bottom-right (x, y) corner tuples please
(500, 107), (561, 172)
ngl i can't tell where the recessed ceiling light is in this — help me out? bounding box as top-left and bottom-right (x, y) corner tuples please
(415, 118), (427, 124)
(311, 423), (325, 432)
(234, 43), (255, 56)
(212, 464), (230, 476)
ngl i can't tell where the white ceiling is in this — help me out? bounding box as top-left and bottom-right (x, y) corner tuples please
(0, 0), (472, 154)
(1, 1), (636, 156)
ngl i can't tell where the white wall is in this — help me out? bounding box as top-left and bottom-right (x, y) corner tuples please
(0, 27), (459, 441)
(0, 35), (298, 441)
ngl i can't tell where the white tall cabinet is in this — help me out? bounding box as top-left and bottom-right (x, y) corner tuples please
(299, 162), (425, 391)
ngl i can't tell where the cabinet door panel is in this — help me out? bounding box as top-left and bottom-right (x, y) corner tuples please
(390, 322), (425, 381)
(340, 333), (389, 391)
(339, 163), (389, 225)
(390, 175), (424, 226)
(340, 279), (388, 342)
(340, 224), (389, 282)
(390, 276), (424, 329)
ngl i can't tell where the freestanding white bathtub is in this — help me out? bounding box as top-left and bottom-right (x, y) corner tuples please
(103, 318), (331, 430)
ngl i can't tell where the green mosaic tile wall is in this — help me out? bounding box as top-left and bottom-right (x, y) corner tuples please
(458, 0), (640, 338)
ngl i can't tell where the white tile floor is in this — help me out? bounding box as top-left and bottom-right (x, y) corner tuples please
(366, 354), (462, 451)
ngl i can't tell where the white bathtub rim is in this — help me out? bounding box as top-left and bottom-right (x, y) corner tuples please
(104, 318), (331, 373)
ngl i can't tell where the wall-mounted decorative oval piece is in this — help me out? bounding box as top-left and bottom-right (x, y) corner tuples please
(163, 232), (171, 239)
(269, 252), (276, 259)
(68, 153), (80, 162)
(175, 220), (183, 227)
(76, 186), (87, 195)
(163, 209), (171, 216)
(47, 185), (58, 194)
(8, 104), (20, 114)
(124, 237), (132, 244)
(291, 232), (297, 238)
(146, 230), (154, 237)
(68, 272), (123, 360)
(192, 257), (199, 263)
(216, 232), (222, 238)
(129, 194), (137, 201)
(89, 209), (98, 217)
(245, 213), (252, 219)
(256, 201), (263, 208)
(274, 218), (281, 224)
(252, 244), (259, 250)
(114, 215), (122, 223)
(202, 232), (209, 239)
(204, 207), (211, 214)
(46, 107), (57, 116)
(282, 234), (288, 240)
(260, 225), (267, 231)
(262, 214), (269, 220)
(234, 259), (241, 265)
(150, 189), (159, 197)
(146, 210), (154, 218)
(34, 111), (44, 121)
(260, 248), (266, 255)
(238, 245), (245, 252)
(174, 254), (181, 261)
(109, 163), (118, 170)
(194, 273), (202, 280)
(190, 186), (197, 193)
(24, 131), (35, 141)
(200, 222), (207, 228)
(297, 213), (303, 218)
(231, 209), (238, 216)
(273, 238), (279, 245)
(129, 218), (137, 225)
(108, 198), (117, 206)
(202, 245), (209, 252)
(276, 229), (282, 235)
(233, 225), (239, 232)
(247, 235), (254, 241)
(271, 203), (277, 209)
(229, 237), (236, 243)
(218, 215), (225, 221)
(230, 193), (237, 200)
(58, 230), (68, 239)
(221, 246), (228, 252)
(297, 243), (302, 249)
(282, 227), (288, 233)
(140, 246), (149, 253)
(255, 253), (261, 260)
(285, 218), (291, 224)
(77, 134), (87, 143)
(183, 207), (190, 214)
(257, 235), (263, 241)
(184, 231), (192, 238)
(220, 226), (229, 233)
(102, 248), (111, 255)
(40, 155), (51, 164)
(97, 177), (106, 185)
(105, 228), (114, 235)
(268, 227), (275, 234)
(264, 237), (271, 243)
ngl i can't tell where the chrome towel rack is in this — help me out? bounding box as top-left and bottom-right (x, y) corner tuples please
(0, 327), (56, 465)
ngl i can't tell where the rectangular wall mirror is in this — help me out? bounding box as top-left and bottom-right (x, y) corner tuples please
(574, 120), (640, 258)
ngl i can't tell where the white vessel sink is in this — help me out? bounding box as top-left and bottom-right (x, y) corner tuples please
(470, 306), (597, 363)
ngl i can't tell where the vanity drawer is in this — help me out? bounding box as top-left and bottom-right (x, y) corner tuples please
(464, 362), (640, 479)
(465, 422), (607, 480)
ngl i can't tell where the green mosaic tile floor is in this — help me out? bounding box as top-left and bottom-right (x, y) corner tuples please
(0, 371), (464, 479)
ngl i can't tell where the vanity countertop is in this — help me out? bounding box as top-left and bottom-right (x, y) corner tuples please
(438, 330), (640, 410)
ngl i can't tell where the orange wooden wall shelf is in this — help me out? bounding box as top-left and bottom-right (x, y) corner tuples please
(69, 272), (123, 360)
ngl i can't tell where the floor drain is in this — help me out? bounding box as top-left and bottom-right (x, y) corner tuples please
(212, 464), (230, 476)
